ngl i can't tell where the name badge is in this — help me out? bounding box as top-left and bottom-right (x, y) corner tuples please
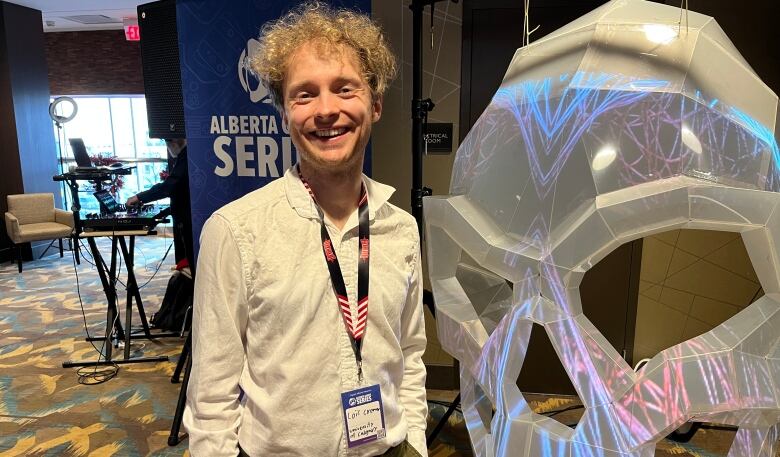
(341, 384), (386, 448)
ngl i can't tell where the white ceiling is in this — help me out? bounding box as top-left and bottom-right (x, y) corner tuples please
(3, 0), (147, 32)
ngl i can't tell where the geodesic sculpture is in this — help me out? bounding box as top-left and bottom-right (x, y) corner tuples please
(423, 0), (780, 456)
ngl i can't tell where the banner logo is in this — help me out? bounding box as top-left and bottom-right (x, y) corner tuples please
(238, 38), (272, 104)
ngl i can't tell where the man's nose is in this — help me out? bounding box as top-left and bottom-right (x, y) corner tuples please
(314, 92), (339, 119)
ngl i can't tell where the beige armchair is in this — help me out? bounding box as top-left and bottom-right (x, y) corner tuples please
(5, 193), (74, 273)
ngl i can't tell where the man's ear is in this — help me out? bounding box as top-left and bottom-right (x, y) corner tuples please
(372, 94), (383, 123)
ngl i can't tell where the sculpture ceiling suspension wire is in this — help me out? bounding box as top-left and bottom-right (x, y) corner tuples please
(424, 0), (780, 455)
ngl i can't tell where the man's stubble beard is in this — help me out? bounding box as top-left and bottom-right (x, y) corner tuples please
(297, 128), (370, 182)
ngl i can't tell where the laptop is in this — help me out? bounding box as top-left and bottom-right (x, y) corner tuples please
(69, 138), (93, 168)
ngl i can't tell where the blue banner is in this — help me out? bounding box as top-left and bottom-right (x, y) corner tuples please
(177, 0), (371, 257)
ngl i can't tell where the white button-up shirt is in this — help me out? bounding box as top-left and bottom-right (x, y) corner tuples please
(184, 167), (428, 457)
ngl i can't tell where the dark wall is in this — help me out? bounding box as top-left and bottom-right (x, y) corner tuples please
(0, 5), (25, 222)
(45, 30), (144, 95)
(666, 0), (780, 97)
(0, 2), (60, 261)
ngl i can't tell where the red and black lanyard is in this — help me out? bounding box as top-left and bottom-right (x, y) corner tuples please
(298, 165), (370, 381)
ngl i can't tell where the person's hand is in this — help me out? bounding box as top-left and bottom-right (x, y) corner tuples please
(126, 195), (141, 207)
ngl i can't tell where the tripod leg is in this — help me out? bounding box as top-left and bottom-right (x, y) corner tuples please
(87, 237), (116, 361)
(120, 236), (153, 338)
(426, 392), (460, 448)
(39, 239), (56, 259)
(168, 346), (192, 446)
(171, 332), (191, 383)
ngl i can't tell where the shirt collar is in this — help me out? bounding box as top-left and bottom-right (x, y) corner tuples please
(284, 165), (395, 225)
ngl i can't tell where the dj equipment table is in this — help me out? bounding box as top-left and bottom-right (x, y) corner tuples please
(62, 230), (179, 368)
(54, 169), (179, 369)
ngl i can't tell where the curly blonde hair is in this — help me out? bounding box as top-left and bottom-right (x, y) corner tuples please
(250, 2), (397, 112)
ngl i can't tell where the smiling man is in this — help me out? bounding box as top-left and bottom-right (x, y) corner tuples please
(182, 3), (428, 457)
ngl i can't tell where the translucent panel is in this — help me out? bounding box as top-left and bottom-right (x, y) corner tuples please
(492, 413), (533, 457)
(482, 241), (540, 283)
(585, 93), (684, 195)
(455, 261), (513, 335)
(465, 104), (533, 230)
(623, 360), (688, 447)
(690, 186), (780, 227)
(526, 296), (568, 325)
(597, 181), (689, 240)
(527, 417), (573, 457)
(577, 24), (696, 94)
(461, 369), (497, 457)
(476, 312), (532, 403)
(549, 205), (618, 270)
(680, 99), (773, 190)
(733, 351), (779, 410)
(673, 325), (741, 357)
(599, 0), (711, 29)
(512, 274), (542, 304)
(446, 196), (497, 264)
(741, 227), (780, 294)
(728, 426), (780, 457)
(675, 352), (740, 414)
(682, 34), (776, 133)
(547, 318), (611, 408)
(430, 277), (489, 372)
(548, 140), (599, 236)
(574, 315), (636, 400)
(504, 28), (593, 93)
(734, 298), (780, 357)
(572, 404), (629, 452)
(424, 224), (461, 280)
(540, 263), (585, 316)
(450, 101), (514, 194)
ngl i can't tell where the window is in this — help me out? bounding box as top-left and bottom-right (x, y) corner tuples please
(52, 95), (170, 214)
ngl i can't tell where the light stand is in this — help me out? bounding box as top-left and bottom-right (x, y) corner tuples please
(408, 0), (461, 449)
(49, 97), (78, 210)
(49, 97), (79, 257)
(410, 0), (448, 238)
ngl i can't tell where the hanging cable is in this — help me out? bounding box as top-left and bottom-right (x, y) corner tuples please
(677, 0), (689, 35)
(522, 0), (540, 47)
(71, 246), (119, 385)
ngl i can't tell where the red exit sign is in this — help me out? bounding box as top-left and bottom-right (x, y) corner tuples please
(124, 24), (140, 41)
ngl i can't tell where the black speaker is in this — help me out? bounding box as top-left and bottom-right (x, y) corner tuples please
(138, 0), (185, 139)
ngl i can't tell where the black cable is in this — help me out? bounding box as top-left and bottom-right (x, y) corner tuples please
(542, 404), (585, 418)
(77, 239), (97, 266)
(428, 399), (462, 413)
(137, 240), (173, 290)
(699, 423), (737, 432)
(425, 399), (585, 421)
(70, 245), (119, 384)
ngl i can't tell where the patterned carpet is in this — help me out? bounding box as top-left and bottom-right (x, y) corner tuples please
(0, 235), (189, 457)
(0, 235), (768, 456)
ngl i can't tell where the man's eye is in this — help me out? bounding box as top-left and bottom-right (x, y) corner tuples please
(294, 92), (312, 100)
(340, 87), (355, 94)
